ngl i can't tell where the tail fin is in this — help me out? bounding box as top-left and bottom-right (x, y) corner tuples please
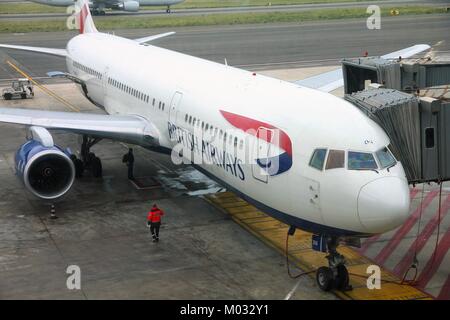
(74, 0), (98, 34)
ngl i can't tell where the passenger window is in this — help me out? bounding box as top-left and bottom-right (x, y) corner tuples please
(326, 150), (345, 170)
(309, 148), (327, 170)
(348, 151), (378, 170)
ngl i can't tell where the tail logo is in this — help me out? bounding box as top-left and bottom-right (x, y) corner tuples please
(220, 110), (293, 176)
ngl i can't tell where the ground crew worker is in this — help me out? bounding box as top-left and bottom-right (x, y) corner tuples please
(147, 204), (164, 242)
(122, 148), (135, 180)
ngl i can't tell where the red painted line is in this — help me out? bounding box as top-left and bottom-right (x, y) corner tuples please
(416, 229), (450, 289)
(374, 189), (440, 265)
(437, 275), (450, 300)
(358, 188), (420, 254)
(393, 194), (450, 276)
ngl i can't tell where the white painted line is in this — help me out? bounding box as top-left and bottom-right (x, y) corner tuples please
(284, 278), (302, 300)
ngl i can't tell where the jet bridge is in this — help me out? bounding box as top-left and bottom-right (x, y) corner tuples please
(342, 55), (450, 184)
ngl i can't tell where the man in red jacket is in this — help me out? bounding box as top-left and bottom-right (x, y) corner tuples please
(147, 204), (164, 242)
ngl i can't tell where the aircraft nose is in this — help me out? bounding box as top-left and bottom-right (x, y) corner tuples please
(358, 177), (410, 234)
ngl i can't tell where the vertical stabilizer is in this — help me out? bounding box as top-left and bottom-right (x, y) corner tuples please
(74, 0), (98, 34)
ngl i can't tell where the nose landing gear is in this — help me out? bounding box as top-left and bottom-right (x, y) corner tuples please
(316, 236), (352, 292)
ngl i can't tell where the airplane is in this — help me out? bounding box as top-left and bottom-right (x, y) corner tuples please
(30, 0), (185, 14)
(0, 0), (430, 292)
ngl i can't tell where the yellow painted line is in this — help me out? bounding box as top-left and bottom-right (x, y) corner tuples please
(206, 191), (432, 300)
(6, 60), (80, 113)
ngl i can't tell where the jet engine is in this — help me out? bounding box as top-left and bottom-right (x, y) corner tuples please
(119, 1), (139, 12)
(15, 127), (75, 200)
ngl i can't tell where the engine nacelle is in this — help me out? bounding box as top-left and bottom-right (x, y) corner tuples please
(120, 1), (139, 12)
(15, 140), (75, 200)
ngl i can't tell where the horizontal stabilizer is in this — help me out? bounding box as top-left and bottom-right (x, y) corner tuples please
(0, 44), (67, 57)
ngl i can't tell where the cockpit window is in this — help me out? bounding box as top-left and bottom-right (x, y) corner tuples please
(375, 147), (397, 169)
(348, 151), (378, 170)
(326, 150), (345, 170)
(309, 148), (327, 170)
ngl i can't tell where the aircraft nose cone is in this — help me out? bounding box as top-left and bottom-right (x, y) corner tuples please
(358, 177), (410, 234)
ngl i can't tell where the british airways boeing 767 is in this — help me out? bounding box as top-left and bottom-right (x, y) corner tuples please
(0, 0), (430, 291)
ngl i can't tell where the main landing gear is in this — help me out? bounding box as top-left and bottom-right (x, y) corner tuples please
(72, 135), (103, 178)
(166, 6), (171, 13)
(315, 236), (352, 292)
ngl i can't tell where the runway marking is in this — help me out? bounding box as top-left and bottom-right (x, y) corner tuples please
(437, 275), (450, 300)
(393, 195), (450, 277)
(416, 229), (450, 288)
(5, 60), (80, 113)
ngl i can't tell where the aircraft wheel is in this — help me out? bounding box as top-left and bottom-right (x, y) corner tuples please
(166, 8), (171, 13)
(4, 93), (12, 100)
(316, 266), (334, 291)
(21, 93), (27, 99)
(334, 265), (350, 290)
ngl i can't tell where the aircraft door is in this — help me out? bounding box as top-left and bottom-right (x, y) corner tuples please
(251, 127), (274, 183)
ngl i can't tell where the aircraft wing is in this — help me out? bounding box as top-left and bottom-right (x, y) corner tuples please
(0, 107), (159, 146)
(293, 44), (431, 92)
(134, 32), (176, 44)
(0, 44), (67, 57)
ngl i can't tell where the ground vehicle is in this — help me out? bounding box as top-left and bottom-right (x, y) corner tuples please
(2, 79), (34, 100)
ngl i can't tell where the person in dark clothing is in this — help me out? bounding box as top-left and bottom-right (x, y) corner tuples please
(147, 204), (164, 242)
(122, 148), (135, 180)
